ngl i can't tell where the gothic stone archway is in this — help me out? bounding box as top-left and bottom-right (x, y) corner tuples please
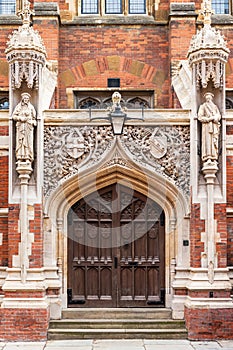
(67, 183), (165, 307)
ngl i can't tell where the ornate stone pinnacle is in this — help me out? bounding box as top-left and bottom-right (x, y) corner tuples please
(200, 0), (214, 26)
(17, 0), (34, 28)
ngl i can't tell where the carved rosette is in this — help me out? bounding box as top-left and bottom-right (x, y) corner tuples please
(188, 25), (229, 89)
(44, 125), (190, 198)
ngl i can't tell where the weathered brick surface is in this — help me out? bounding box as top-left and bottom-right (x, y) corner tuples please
(185, 307), (233, 340)
(227, 217), (233, 265)
(215, 203), (228, 268)
(57, 26), (169, 108)
(0, 308), (49, 341)
(29, 204), (43, 268)
(7, 205), (20, 268)
(190, 203), (205, 268)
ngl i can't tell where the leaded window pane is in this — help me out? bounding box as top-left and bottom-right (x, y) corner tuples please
(82, 0), (98, 14)
(0, 0), (15, 15)
(129, 0), (146, 14)
(105, 0), (122, 14)
(212, 0), (229, 14)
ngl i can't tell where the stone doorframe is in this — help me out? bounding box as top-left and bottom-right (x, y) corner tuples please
(43, 135), (190, 319)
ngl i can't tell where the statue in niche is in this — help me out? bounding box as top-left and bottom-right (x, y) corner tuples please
(12, 92), (37, 163)
(198, 92), (221, 164)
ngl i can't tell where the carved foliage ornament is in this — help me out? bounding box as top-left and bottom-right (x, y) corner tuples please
(44, 125), (190, 198)
(121, 126), (190, 196)
(44, 126), (114, 196)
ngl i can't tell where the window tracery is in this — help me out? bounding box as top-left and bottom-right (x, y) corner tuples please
(75, 91), (153, 109)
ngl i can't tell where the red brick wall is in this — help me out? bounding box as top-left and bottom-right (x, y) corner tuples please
(190, 203), (205, 268)
(57, 26), (169, 108)
(0, 307), (49, 341)
(185, 307), (233, 340)
(226, 126), (233, 266)
(29, 204), (44, 268)
(215, 203), (227, 268)
(0, 125), (8, 265)
(7, 205), (20, 267)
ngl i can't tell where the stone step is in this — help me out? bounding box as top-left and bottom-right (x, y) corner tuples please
(47, 328), (188, 340)
(62, 308), (172, 320)
(50, 319), (185, 329)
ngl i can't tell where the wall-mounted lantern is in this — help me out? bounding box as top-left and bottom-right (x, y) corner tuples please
(90, 91), (143, 135)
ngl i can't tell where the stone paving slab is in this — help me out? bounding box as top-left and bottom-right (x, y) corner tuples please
(191, 341), (222, 350)
(218, 341), (233, 349)
(46, 340), (93, 347)
(3, 343), (46, 350)
(143, 340), (191, 345)
(45, 347), (91, 350)
(93, 339), (144, 349)
(1, 340), (233, 350)
(145, 346), (194, 350)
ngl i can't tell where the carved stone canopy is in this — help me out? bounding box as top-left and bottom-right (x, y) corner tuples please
(187, 1), (229, 89)
(5, 0), (47, 89)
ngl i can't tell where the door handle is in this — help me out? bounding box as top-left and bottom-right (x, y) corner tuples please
(114, 256), (118, 268)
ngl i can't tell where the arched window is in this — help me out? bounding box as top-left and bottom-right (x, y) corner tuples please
(212, 0), (230, 14)
(0, 0), (16, 14)
(79, 97), (101, 109)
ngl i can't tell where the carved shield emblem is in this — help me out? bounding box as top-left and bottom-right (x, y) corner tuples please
(65, 130), (85, 159)
(149, 134), (167, 159)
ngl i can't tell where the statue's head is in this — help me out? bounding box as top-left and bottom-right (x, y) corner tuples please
(204, 92), (214, 101)
(21, 92), (31, 104)
(112, 91), (121, 105)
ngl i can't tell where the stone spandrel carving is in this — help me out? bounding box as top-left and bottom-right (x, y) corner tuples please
(121, 126), (190, 196)
(44, 126), (114, 196)
(12, 93), (37, 163)
(44, 125), (190, 198)
(198, 92), (221, 164)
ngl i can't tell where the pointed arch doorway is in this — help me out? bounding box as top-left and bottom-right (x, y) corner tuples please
(67, 183), (165, 307)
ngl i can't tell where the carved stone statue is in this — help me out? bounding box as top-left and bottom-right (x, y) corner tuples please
(12, 93), (37, 162)
(198, 92), (221, 163)
(112, 91), (121, 106)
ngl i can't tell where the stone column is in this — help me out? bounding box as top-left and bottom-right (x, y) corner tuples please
(1, 0), (52, 341)
(184, 0), (233, 340)
(16, 161), (32, 283)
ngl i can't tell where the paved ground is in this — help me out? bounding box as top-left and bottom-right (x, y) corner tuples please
(0, 340), (233, 350)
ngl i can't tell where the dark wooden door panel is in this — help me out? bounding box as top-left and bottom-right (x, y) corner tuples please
(68, 184), (165, 307)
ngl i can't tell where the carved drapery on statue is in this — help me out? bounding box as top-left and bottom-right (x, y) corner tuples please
(12, 93), (36, 163)
(198, 93), (221, 164)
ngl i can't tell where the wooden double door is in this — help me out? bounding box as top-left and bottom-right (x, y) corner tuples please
(68, 184), (165, 307)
